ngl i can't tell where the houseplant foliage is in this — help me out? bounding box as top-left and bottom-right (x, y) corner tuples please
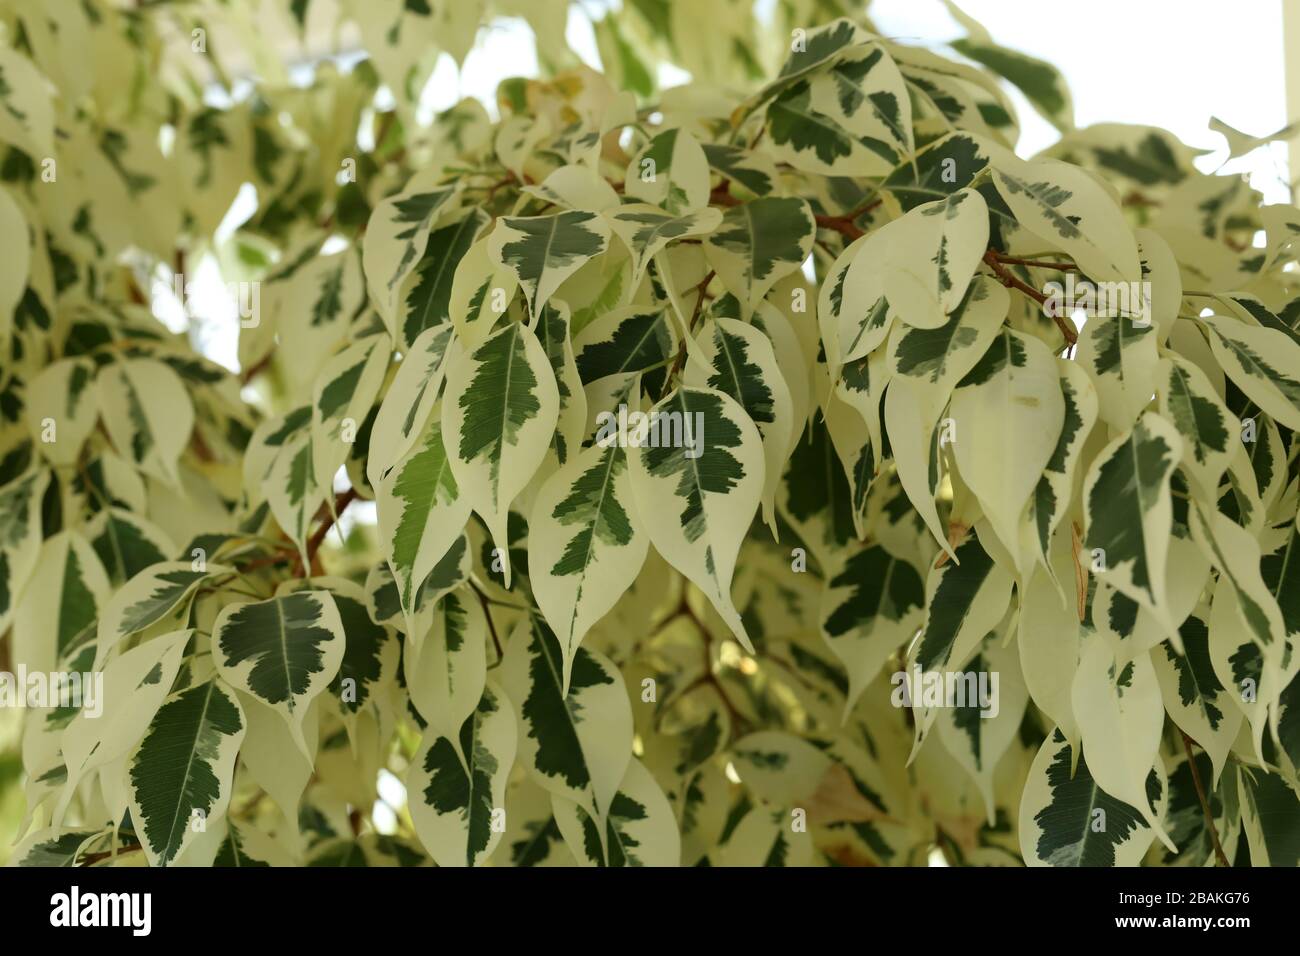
(1, 0), (1298, 869)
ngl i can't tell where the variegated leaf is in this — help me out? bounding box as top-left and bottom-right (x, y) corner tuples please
(1076, 314), (1159, 431)
(25, 358), (98, 467)
(704, 198), (815, 318)
(442, 321), (560, 583)
(1019, 728), (1157, 867)
(1021, 361), (1098, 582)
(882, 189), (989, 330)
(407, 682), (517, 867)
(1152, 615), (1242, 786)
(399, 208), (488, 349)
(367, 323), (458, 489)
(95, 561), (230, 667)
(127, 679), (246, 868)
(935, 629), (1029, 823)
(1070, 637), (1175, 849)
(624, 127), (710, 215)
(950, 327), (1065, 563)
(945, 0), (1074, 131)
(529, 438), (648, 693)
(0, 469), (50, 636)
(551, 757), (680, 866)
(685, 316), (794, 530)
(606, 203), (722, 287)
(1082, 412), (1183, 629)
(1157, 353), (1233, 502)
(913, 532), (1015, 676)
(405, 587), (488, 741)
(362, 172), (458, 336)
(376, 403), (471, 622)
(99, 358), (195, 486)
(13, 532), (110, 676)
(56, 628), (192, 823)
(536, 300), (587, 471)
(310, 333), (391, 496)
(487, 210), (610, 319)
(448, 229), (519, 349)
(1198, 313), (1300, 432)
(627, 387), (764, 651)
(212, 591), (345, 758)
(992, 157), (1140, 284)
(820, 543), (925, 718)
(499, 615), (633, 821)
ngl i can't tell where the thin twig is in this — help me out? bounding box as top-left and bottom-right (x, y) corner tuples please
(709, 183), (741, 207)
(659, 270), (715, 400)
(1071, 522), (1088, 622)
(240, 353), (273, 385)
(982, 249), (1077, 346)
(468, 578), (505, 663)
(709, 181), (875, 240)
(814, 196), (881, 240)
(78, 842), (144, 867)
(292, 488), (359, 576)
(1180, 731), (1230, 867)
(484, 172), (517, 203)
(672, 596), (750, 734)
(190, 425), (216, 463)
(988, 252), (1078, 271)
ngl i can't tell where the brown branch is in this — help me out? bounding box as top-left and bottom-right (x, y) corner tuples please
(78, 842), (144, 867)
(672, 596), (750, 735)
(1071, 522), (1088, 622)
(709, 182), (876, 241)
(468, 578), (505, 663)
(240, 353), (273, 386)
(659, 270), (715, 400)
(982, 249), (1077, 346)
(709, 183), (741, 207)
(814, 213), (865, 240)
(1122, 190), (1160, 209)
(1180, 731), (1230, 867)
(292, 488), (360, 576)
(127, 272), (147, 305)
(988, 253), (1078, 271)
(233, 492), (358, 578)
(190, 425), (215, 463)
(234, 550), (295, 573)
(812, 197), (879, 241)
(485, 172), (518, 203)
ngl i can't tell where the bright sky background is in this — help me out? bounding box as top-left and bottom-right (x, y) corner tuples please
(867, 0), (1292, 196)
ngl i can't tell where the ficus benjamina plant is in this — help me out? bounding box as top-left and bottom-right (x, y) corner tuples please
(0, 0), (1297, 870)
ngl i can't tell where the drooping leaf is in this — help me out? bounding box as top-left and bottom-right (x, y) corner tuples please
(1082, 412), (1183, 628)
(127, 679), (246, 868)
(499, 614), (632, 821)
(1019, 728), (1156, 867)
(551, 757), (680, 866)
(407, 682), (517, 867)
(362, 172), (458, 337)
(442, 321), (560, 583)
(376, 405), (472, 620)
(488, 210), (610, 319)
(627, 387), (765, 651)
(704, 198), (815, 318)
(212, 591), (345, 757)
